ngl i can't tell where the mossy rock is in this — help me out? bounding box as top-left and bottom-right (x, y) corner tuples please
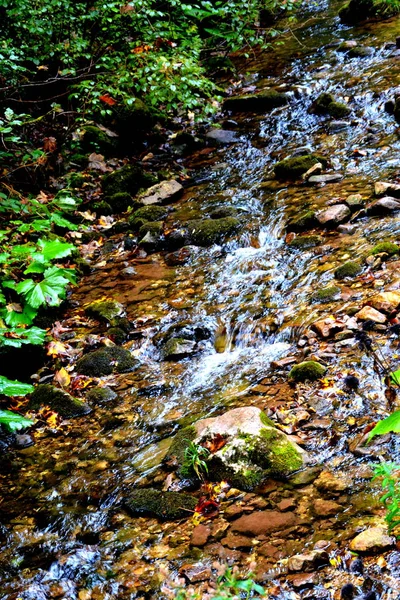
(313, 285), (341, 303)
(86, 386), (118, 404)
(312, 93), (350, 118)
(334, 261), (362, 279)
(125, 489), (197, 520)
(81, 126), (117, 156)
(76, 346), (137, 376)
(138, 221), (164, 239)
(223, 89), (288, 113)
(113, 99), (155, 135)
(74, 257), (92, 276)
(85, 300), (124, 323)
(102, 165), (156, 198)
(104, 192), (133, 213)
(161, 337), (197, 360)
(286, 210), (317, 232)
(288, 235), (322, 249)
(209, 206), (238, 219)
(165, 425), (197, 473)
(347, 46), (374, 58)
(106, 327), (127, 345)
(29, 384), (90, 418)
(289, 361), (326, 382)
(93, 201), (113, 216)
(274, 155), (327, 180)
(68, 172), (87, 189)
(187, 217), (240, 246)
(128, 206), (168, 231)
(370, 242), (399, 256)
(339, 0), (398, 23)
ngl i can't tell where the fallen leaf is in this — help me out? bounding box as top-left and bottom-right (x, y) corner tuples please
(88, 152), (108, 172)
(54, 367), (70, 388)
(47, 340), (69, 357)
(43, 137), (57, 152)
(99, 94), (117, 106)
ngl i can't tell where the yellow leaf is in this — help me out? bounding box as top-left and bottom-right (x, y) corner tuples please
(54, 367), (70, 388)
(47, 340), (68, 356)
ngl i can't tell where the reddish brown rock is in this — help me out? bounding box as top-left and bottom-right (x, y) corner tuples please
(221, 532), (254, 549)
(231, 510), (297, 536)
(277, 498), (297, 512)
(179, 563), (212, 583)
(369, 291), (400, 314)
(312, 316), (345, 338)
(313, 498), (342, 517)
(349, 526), (395, 553)
(354, 306), (387, 324)
(190, 524), (211, 547)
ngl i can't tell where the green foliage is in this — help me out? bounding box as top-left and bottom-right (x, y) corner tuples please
(0, 409), (34, 433)
(183, 440), (210, 479)
(0, 375), (34, 397)
(173, 566), (265, 599)
(373, 462), (400, 535)
(368, 409), (400, 441)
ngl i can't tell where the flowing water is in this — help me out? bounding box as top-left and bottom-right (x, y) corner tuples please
(2, 2), (400, 598)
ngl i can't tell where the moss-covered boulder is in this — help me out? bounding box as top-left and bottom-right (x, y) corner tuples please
(286, 210), (317, 233)
(165, 407), (305, 491)
(81, 126), (118, 156)
(339, 0), (398, 23)
(106, 327), (127, 345)
(104, 192), (133, 213)
(370, 242), (399, 256)
(138, 221), (164, 239)
(113, 99), (155, 138)
(29, 384), (90, 418)
(128, 205), (168, 231)
(187, 217), (240, 246)
(311, 93), (351, 118)
(312, 285), (341, 303)
(102, 165), (156, 198)
(86, 386), (118, 404)
(125, 489), (197, 520)
(334, 261), (362, 279)
(76, 346), (137, 376)
(288, 235), (322, 249)
(85, 300), (124, 323)
(289, 361), (326, 382)
(92, 201), (113, 216)
(274, 155), (327, 180)
(223, 89), (288, 113)
(161, 337), (197, 360)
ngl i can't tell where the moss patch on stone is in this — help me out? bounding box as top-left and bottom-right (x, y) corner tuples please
(125, 489), (197, 520)
(286, 210), (317, 233)
(138, 221), (164, 238)
(106, 327), (127, 345)
(288, 235), (322, 249)
(86, 386), (118, 403)
(223, 89), (288, 113)
(260, 411), (275, 427)
(187, 217), (240, 246)
(370, 242), (399, 256)
(334, 261), (362, 279)
(164, 425), (197, 475)
(93, 201), (113, 216)
(289, 361), (326, 382)
(76, 346), (137, 376)
(85, 300), (124, 323)
(104, 192), (133, 213)
(129, 206), (168, 230)
(102, 165), (155, 198)
(312, 93), (351, 118)
(81, 125), (117, 156)
(313, 285), (341, 303)
(339, 0), (399, 23)
(274, 155), (327, 180)
(29, 384), (90, 418)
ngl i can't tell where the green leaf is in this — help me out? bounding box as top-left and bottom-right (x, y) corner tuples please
(3, 304), (37, 326)
(0, 409), (34, 433)
(368, 410), (400, 441)
(390, 369), (400, 387)
(51, 212), (78, 230)
(16, 270), (70, 308)
(0, 325), (46, 347)
(24, 261), (46, 274)
(36, 238), (75, 261)
(11, 243), (36, 257)
(0, 375), (34, 397)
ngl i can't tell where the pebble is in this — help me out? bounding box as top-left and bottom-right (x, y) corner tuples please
(231, 510), (297, 536)
(366, 196), (400, 215)
(313, 498), (342, 516)
(317, 204), (351, 226)
(179, 563), (212, 583)
(349, 526), (395, 552)
(308, 173), (344, 184)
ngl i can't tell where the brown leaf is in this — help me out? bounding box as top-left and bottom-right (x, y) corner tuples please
(54, 367), (71, 388)
(43, 137), (57, 152)
(88, 153), (108, 172)
(204, 433), (227, 453)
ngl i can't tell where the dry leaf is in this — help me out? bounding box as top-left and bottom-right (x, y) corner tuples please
(88, 152), (108, 172)
(54, 367), (71, 388)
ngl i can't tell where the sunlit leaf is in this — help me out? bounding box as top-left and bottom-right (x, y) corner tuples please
(0, 375), (34, 396)
(54, 367), (70, 388)
(368, 410), (400, 441)
(0, 409), (34, 432)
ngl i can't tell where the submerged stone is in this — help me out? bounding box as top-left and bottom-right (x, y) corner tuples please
(313, 286), (341, 303)
(334, 261), (362, 279)
(349, 526), (395, 553)
(86, 386), (118, 403)
(223, 89), (288, 113)
(286, 210), (317, 232)
(76, 346), (137, 376)
(311, 93), (351, 118)
(374, 182), (400, 198)
(29, 384), (90, 418)
(366, 197), (400, 215)
(161, 337), (197, 360)
(274, 155), (327, 180)
(187, 217), (240, 246)
(125, 489), (197, 520)
(289, 361), (326, 382)
(308, 173), (343, 184)
(288, 235), (322, 249)
(85, 300), (124, 323)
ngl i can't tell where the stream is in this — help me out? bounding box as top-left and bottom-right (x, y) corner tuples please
(2, 1), (400, 598)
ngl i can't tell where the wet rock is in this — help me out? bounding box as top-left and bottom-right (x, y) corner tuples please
(102, 164), (155, 198)
(286, 210), (317, 232)
(369, 291), (400, 313)
(289, 466), (322, 487)
(166, 407), (305, 490)
(138, 221), (164, 240)
(179, 563), (212, 583)
(287, 549), (329, 572)
(277, 498), (297, 511)
(309, 173), (344, 184)
(274, 155), (327, 180)
(29, 384), (90, 418)
(366, 197), (400, 215)
(231, 510), (297, 536)
(81, 125), (118, 156)
(311, 93), (351, 118)
(190, 524), (211, 547)
(161, 337), (197, 360)
(223, 89), (288, 113)
(302, 162), (323, 180)
(76, 346), (137, 376)
(205, 129), (238, 144)
(288, 235), (322, 249)
(313, 498), (342, 516)
(14, 434), (34, 448)
(106, 327), (127, 344)
(314, 471), (351, 493)
(346, 194), (364, 209)
(86, 386), (118, 404)
(312, 285), (341, 303)
(354, 306), (387, 324)
(375, 182), (400, 198)
(120, 266), (136, 278)
(317, 204), (350, 226)
(128, 205), (168, 230)
(348, 45), (374, 57)
(350, 557), (364, 574)
(186, 217), (240, 246)
(288, 361), (326, 382)
(137, 179), (183, 206)
(312, 316), (345, 339)
(164, 246), (196, 266)
(337, 40), (358, 51)
(85, 300), (124, 323)
(139, 227), (165, 253)
(349, 526), (395, 553)
(338, 223), (356, 234)
(370, 242), (399, 256)
(125, 488), (197, 520)
(334, 261), (362, 279)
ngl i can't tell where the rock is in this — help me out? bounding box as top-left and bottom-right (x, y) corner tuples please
(277, 498), (297, 511)
(288, 235), (322, 249)
(311, 93), (351, 118)
(289, 466), (322, 487)
(313, 498), (342, 516)
(309, 173), (344, 184)
(14, 434), (34, 448)
(317, 204), (350, 226)
(339, 0), (376, 24)
(334, 261), (362, 279)
(221, 532), (254, 548)
(76, 346), (137, 376)
(190, 524), (211, 547)
(287, 550), (329, 572)
(166, 406), (305, 490)
(286, 211), (317, 232)
(375, 182), (400, 198)
(349, 526), (395, 553)
(231, 510), (297, 536)
(81, 125), (118, 156)
(328, 120), (351, 132)
(106, 327), (127, 345)
(125, 489), (197, 520)
(120, 267), (136, 278)
(179, 563), (212, 583)
(312, 316), (345, 339)
(346, 194), (364, 209)
(369, 291), (400, 313)
(288, 361), (326, 382)
(205, 129), (238, 144)
(164, 246), (196, 266)
(139, 226), (165, 253)
(93, 200), (113, 216)
(275, 155), (327, 180)
(128, 205), (168, 230)
(337, 40), (358, 51)
(348, 45), (374, 57)
(137, 179), (183, 206)
(29, 384), (90, 418)
(313, 286), (341, 303)
(314, 471), (351, 493)
(86, 386), (118, 404)
(85, 300), (124, 323)
(161, 337), (197, 360)
(186, 217), (240, 246)
(366, 197), (400, 215)
(338, 224), (356, 234)
(302, 162), (323, 180)
(102, 164), (155, 198)
(370, 242), (399, 256)
(223, 89), (288, 113)
(354, 306), (387, 324)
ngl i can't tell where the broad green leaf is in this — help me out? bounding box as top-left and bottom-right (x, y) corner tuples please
(0, 375), (34, 397)
(368, 410), (400, 441)
(53, 195), (79, 211)
(0, 291), (6, 305)
(3, 304), (37, 326)
(44, 264), (77, 284)
(51, 213), (78, 230)
(16, 271), (70, 308)
(0, 325), (46, 347)
(0, 253), (10, 263)
(0, 409), (33, 432)
(24, 261), (46, 274)
(36, 238), (75, 261)
(390, 369), (400, 387)
(2, 280), (17, 290)
(11, 243), (36, 257)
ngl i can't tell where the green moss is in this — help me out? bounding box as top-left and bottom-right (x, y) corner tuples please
(81, 125), (117, 156)
(85, 300), (124, 323)
(313, 285), (341, 303)
(286, 210), (317, 233)
(68, 172), (86, 189)
(129, 206), (168, 230)
(288, 235), (322, 249)
(313, 93), (351, 118)
(260, 411), (275, 427)
(125, 489), (197, 520)
(93, 201), (113, 216)
(289, 361), (326, 382)
(187, 217), (240, 246)
(104, 192), (132, 213)
(334, 261), (362, 279)
(113, 99), (155, 135)
(86, 386), (118, 403)
(106, 327), (127, 345)
(370, 242), (399, 256)
(138, 221), (164, 238)
(257, 428), (303, 474)
(74, 257), (92, 276)
(76, 346), (137, 376)
(274, 155), (327, 180)
(102, 165), (155, 198)
(29, 384), (90, 418)
(223, 89), (288, 113)
(209, 207), (238, 219)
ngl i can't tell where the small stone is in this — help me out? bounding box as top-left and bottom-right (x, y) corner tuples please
(349, 526), (395, 553)
(224, 504), (244, 520)
(271, 356), (297, 369)
(291, 573), (318, 589)
(161, 338), (197, 360)
(312, 316), (345, 338)
(231, 510), (297, 536)
(309, 173), (344, 184)
(190, 524), (210, 547)
(287, 550), (329, 572)
(302, 162), (323, 180)
(338, 224), (356, 234)
(277, 498), (297, 511)
(120, 267), (136, 278)
(369, 291), (400, 313)
(317, 204), (350, 226)
(221, 532), (254, 549)
(314, 471), (350, 493)
(337, 40), (358, 51)
(313, 498), (342, 516)
(354, 306), (387, 324)
(366, 197), (400, 215)
(374, 181), (400, 198)
(329, 120), (350, 132)
(346, 194), (364, 209)
(206, 129), (238, 144)
(138, 180), (183, 206)
(179, 563), (212, 583)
